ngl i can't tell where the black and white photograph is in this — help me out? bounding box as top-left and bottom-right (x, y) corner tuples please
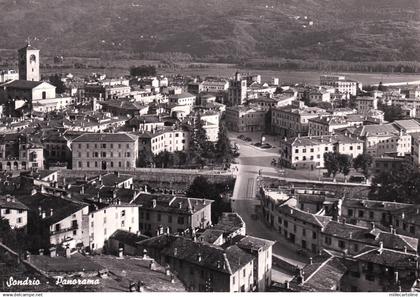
(0, 0), (419, 295)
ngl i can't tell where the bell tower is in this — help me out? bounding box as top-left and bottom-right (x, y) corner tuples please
(18, 39), (40, 81)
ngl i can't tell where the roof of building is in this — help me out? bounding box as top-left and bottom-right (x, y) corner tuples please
(289, 255), (347, 292)
(72, 133), (138, 143)
(109, 230), (149, 247)
(354, 124), (399, 137)
(342, 198), (411, 212)
(17, 192), (88, 225)
(284, 133), (363, 147)
(211, 212), (245, 235)
(132, 193), (213, 215)
(323, 220), (418, 253)
(30, 253), (103, 274)
(233, 235), (275, 252)
(393, 119), (420, 132)
(169, 92), (196, 99)
(6, 80), (48, 90)
(354, 247), (418, 269)
(197, 229), (224, 244)
(277, 204), (331, 228)
(0, 194), (29, 210)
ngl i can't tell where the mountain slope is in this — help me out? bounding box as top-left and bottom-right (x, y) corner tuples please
(0, 0), (419, 61)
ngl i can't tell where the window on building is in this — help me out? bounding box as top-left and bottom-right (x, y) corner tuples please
(177, 216), (185, 224)
(338, 240), (345, 249)
(146, 212), (150, 220)
(358, 210), (364, 218)
(157, 213), (161, 222)
(369, 211), (374, 219)
(325, 236), (331, 245)
(168, 215), (172, 223)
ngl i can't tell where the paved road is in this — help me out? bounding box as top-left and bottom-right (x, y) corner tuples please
(230, 136), (307, 268)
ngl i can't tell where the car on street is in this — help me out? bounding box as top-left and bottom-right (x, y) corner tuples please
(237, 135), (245, 140)
(254, 142), (262, 147)
(261, 143), (272, 149)
(244, 137), (252, 142)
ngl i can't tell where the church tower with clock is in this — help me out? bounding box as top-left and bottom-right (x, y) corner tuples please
(18, 40), (40, 81)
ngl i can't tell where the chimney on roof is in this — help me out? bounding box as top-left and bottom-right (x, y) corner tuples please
(80, 186), (85, 194)
(404, 246), (407, 253)
(309, 257), (313, 265)
(113, 190), (117, 199)
(378, 241), (383, 254)
(65, 246), (71, 258)
(402, 212), (405, 219)
(349, 232), (353, 239)
(49, 208), (53, 217)
(173, 248), (178, 257)
(49, 247), (56, 258)
(142, 249), (148, 259)
(118, 247), (124, 258)
(178, 202), (182, 209)
(152, 199), (157, 208)
(38, 249), (44, 256)
(390, 225), (394, 234)
(395, 271), (399, 284)
(41, 211), (46, 219)
(144, 185), (148, 193)
(197, 253), (202, 262)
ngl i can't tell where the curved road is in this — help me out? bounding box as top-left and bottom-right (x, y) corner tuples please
(230, 137), (307, 271)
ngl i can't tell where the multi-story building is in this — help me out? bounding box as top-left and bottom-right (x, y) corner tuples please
(0, 194), (28, 229)
(409, 87), (420, 99)
(84, 83), (131, 100)
(168, 92), (196, 106)
(279, 134), (364, 169)
(227, 72), (247, 106)
(71, 133), (138, 170)
(271, 101), (327, 137)
(349, 124), (411, 157)
(0, 69), (19, 83)
(202, 78), (229, 93)
(355, 97), (378, 114)
(87, 203), (139, 251)
(391, 96), (420, 117)
(132, 193), (213, 235)
(18, 192), (89, 248)
(137, 128), (189, 155)
(137, 235), (255, 292)
(247, 94), (295, 111)
(225, 105), (267, 132)
(308, 116), (363, 136)
(320, 75), (358, 97)
(0, 134), (44, 171)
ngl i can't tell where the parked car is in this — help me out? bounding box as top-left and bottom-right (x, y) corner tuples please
(237, 135), (245, 140)
(244, 137), (252, 142)
(254, 142), (262, 147)
(261, 143), (272, 149)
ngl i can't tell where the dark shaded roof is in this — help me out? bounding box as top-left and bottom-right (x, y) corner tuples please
(17, 193), (87, 225)
(197, 229), (224, 244)
(109, 230), (149, 247)
(91, 173), (133, 187)
(5, 80), (43, 89)
(72, 133), (137, 143)
(323, 221), (418, 253)
(30, 253), (103, 273)
(234, 235), (275, 252)
(211, 212), (245, 235)
(161, 237), (254, 274)
(354, 247), (418, 269)
(342, 198), (411, 211)
(0, 194), (29, 210)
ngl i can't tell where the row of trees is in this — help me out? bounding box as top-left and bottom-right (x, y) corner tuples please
(129, 65), (157, 77)
(324, 152), (373, 178)
(138, 116), (234, 169)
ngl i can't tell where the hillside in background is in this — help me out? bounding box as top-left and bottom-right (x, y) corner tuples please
(0, 0), (419, 62)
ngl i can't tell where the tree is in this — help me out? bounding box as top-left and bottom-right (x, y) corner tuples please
(49, 74), (66, 94)
(138, 149), (154, 167)
(130, 65), (157, 77)
(337, 153), (353, 176)
(353, 154), (373, 177)
(324, 152), (340, 177)
(187, 113), (211, 166)
(378, 103), (406, 122)
(186, 176), (234, 223)
(378, 82), (388, 92)
(215, 121), (233, 166)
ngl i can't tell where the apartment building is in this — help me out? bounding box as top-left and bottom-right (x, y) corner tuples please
(137, 235), (255, 292)
(271, 101), (327, 137)
(0, 194), (28, 229)
(132, 193), (213, 235)
(87, 204), (139, 251)
(137, 128), (189, 155)
(225, 105), (267, 132)
(71, 133), (138, 170)
(308, 116), (363, 136)
(320, 75), (358, 97)
(355, 97), (378, 114)
(202, 78), (229, 93)
(279, 134), (364, 169)
(18, 192), (89, 248)
(168, 92), (197, 106)
(350, 124), (411, 157)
